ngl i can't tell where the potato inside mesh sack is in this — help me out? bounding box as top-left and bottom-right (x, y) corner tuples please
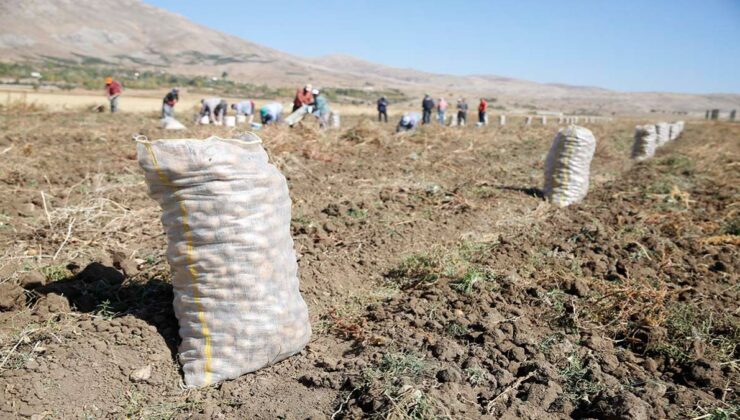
(655, 122), (670, 147)
(669, 121), (684, 141)
(543, 125), (597, 207)
(136, 133), (311, 387)
(631, 124), (657, 161)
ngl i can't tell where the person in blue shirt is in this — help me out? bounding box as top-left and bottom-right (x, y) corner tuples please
(311, 89), (331, 128)
(377, 97), (388, 123)
(260, 102), (283, 125)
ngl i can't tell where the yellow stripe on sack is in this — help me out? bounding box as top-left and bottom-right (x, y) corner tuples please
(557, 128), (576, 206)
(144, 143), (213, 386)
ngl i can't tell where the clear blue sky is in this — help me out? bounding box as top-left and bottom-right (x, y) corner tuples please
(146, 0), (740, 94)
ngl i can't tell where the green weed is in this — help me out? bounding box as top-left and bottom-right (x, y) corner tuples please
(446, 321), (469, 337)
(94, 300), (117, 320)
(40, 264), (69, 282)
(451, 268), (484, 294)
(539, 332), (566, 354)
(361, 352), (442, 419)
(464, 366), (490, 386)
(347, 208), (368, 219)
(659, 154), (694, 174)
(387, 253), (441, 288)
(559, 354), (604, 403)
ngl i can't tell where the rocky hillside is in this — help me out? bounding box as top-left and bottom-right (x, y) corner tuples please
(1, 0), (738, 114)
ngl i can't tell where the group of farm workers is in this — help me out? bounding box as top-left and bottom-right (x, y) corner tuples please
(289, 84), (332, 128)
(102, 77), (331, 128)
(103, 76), (488, 133)
(393, 95), (488, 132)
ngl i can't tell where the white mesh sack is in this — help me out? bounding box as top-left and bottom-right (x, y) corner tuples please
(669, 122), (682, 141)
(330, 111), (341, 128)
(136, 133), (311, 388)
(655, 122), (670, 147)
(631, 124), (658, 161)
(160, 117), (186, 130)
(543, 125), (597, 207)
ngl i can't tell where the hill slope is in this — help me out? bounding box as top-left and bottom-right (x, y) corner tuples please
(1, 0), (738, 114)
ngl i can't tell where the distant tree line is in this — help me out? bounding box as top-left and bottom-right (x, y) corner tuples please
(0, 61), (408, 103)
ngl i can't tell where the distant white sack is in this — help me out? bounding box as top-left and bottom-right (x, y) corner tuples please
(655, 122), (670, 147)
(631, 124), (657, 160)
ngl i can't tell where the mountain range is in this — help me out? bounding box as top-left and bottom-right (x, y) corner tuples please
(1, 0), (738, 114)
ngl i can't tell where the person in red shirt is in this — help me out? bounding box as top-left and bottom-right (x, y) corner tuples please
(105, 77), (123, 113)
(478, 98), (488, 125)
(292, 84), (314, 112)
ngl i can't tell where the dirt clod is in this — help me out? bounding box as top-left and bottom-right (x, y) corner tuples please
(19, 271), (47, 289)
(129, 364), (152, 382)
(0, 282), (25, 311)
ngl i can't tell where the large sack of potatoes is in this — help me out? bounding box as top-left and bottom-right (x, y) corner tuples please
(631, 124), (658, 161)
(136, 133), (311, 387)
(543, 125), (596, 207)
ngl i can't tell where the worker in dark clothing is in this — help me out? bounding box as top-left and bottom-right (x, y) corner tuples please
(422, 94), (435, 125)
(162, 88), (179, 118)
(457, 98), (468, 126)
(377, 97), (388, 123)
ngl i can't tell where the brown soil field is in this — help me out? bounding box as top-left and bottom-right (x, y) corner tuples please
(0, 109), (737, 419)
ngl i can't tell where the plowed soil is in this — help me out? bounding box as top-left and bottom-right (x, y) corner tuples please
(0, 110), (737, 419)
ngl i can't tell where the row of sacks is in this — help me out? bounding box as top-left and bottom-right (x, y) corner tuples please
(631, 121), (685, 161)
(543, 120), (686, 208)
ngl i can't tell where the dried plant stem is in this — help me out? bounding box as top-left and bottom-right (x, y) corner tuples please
(53, 218), (75, 260)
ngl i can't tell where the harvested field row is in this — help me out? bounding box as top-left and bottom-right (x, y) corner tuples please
(0, 111), (737, 419)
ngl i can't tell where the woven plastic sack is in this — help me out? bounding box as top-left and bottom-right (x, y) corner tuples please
(330, 111), (341, 128)
(160, 117), (186, 130)
(655, 122), (670, 147)
(631, 124), (657, 161)
(669, 121), (683, 141)
(284, 106), (309, 126)
(543, 125), (596, 207)
(136, 133), (311, 388)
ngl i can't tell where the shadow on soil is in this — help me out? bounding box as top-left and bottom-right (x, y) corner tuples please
(494, 185), (544, 198)
(33, 262), (180, 356)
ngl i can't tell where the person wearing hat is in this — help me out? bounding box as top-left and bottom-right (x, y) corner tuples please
(311, 88), (331, 128)
(292, 84), (314, 112)
(421, 94), (435, 125)
(162, 88), (179, 118)
(198, 97), (228, 124)
(396, 112), (421, 132)
(104, 77), (123, 113)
